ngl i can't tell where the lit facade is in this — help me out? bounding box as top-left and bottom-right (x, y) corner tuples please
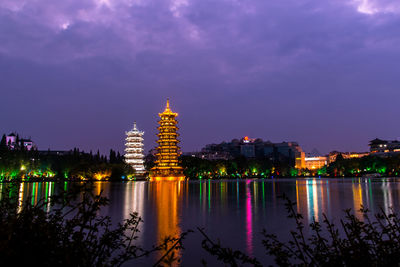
(150, 100), (185, 181)
(328, 151), (370, 164)
(125, 122), (146, 176)
(295, 150), (306, 169)
(5, 133), (35, 151)
(305, 156), (327, 170)
(369, 138), (400, 154)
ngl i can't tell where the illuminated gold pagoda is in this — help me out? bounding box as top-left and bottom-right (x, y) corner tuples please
(150, 99), (185, 181)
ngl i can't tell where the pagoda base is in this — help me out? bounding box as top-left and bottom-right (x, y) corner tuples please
(150, 167), (185, 182)
(150, 176), (185, 182)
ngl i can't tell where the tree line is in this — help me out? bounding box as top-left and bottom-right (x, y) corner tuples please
(0, 134), (134, 181)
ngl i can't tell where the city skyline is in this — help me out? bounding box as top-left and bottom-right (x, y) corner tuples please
(2, 126), (397, 156)
(1, 0), (400, 154)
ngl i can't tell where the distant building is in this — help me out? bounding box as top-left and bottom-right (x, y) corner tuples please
(305, 156), (327, 170)
(20, 139), (34, 150)
(5, 133), (17, 149)
(275, 142), (305, 169)
(5, 133), (35, 151)
(328, 151), (370, 164)
(183, 151), (232, 161)
(369, 138), (400, 155)
(197, 136), (305, 168)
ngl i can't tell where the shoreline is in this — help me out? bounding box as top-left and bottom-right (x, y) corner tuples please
(0, 176), (398, 183)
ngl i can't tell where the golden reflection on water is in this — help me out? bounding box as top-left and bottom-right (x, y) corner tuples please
(150, 181), (185, 264)
(352, 179), (364, 220)
(5, 177), (400, 264)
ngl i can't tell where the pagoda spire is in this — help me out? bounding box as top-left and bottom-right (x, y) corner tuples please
(165, 98), (170, 112)
(160, 98), (177, 116)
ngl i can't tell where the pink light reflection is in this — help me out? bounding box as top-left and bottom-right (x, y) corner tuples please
(246, 180), (253, 256)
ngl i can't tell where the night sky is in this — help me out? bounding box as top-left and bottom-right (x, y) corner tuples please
(1, 0), (400, 155)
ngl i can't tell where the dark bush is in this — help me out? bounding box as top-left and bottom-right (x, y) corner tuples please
(0, 184), (187, 266)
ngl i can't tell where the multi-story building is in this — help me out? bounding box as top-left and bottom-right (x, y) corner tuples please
(5, 133), (35, 151)
(198, 136), (306, 168)
(305, 156), (328, 170)
(328, 151), (370, 164)
(183, 151), (232, 161)
(20, 139), (34, 150)
(369, 138), (400, 154)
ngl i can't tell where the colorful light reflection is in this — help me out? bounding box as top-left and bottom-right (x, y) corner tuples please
(245, 180), (253, 256)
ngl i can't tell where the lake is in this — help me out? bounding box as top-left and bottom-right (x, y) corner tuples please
(4, 178), (400, 266)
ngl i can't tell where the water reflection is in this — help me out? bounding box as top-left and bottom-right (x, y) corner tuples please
(4, 178), (400, 265)
(382, 179), (393, 215)
(12, 182), (56, 211)
(150, 181), (185, 263)
(246, 180), (253, 256)
(352, 179), (364, 219)
(122, 182), (146, 243)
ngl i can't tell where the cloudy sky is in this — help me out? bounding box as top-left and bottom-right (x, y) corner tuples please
(1, 0), (400, 154)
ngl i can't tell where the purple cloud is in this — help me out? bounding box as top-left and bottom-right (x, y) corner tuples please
(1, 0), (400, 154)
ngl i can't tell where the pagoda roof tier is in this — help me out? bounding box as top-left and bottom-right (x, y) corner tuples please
(156, 143), (180, 147)
(157, 130), (179, 133)
(158, 124), (178, 126)
(158, 118), (178, 122)
(158, 123), (178, 126)
(157, 132), (179, 135)
(156, 163), (179, 166)
(159, 114), (178, 119)
(157, 125), (179, 131)
(158, 123), (177, 125)
(156, 140), (180, 144)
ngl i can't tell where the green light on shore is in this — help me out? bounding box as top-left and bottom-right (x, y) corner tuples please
(378, 167), (387, 174)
